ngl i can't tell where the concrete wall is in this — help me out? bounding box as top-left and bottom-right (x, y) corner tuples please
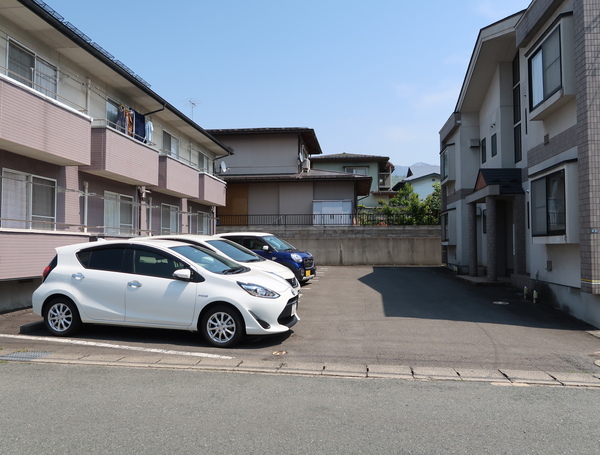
(216, 225), (442, 266)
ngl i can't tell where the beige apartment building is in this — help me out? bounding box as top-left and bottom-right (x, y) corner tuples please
(441, 0), (600, 326)
(0, 0), (230, 311)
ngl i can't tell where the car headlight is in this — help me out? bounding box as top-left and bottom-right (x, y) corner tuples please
(237, 282), (280, 298)
(291, 253), (302, 263)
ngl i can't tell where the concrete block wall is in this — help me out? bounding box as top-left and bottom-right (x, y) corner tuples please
(216, 225), (442, 266)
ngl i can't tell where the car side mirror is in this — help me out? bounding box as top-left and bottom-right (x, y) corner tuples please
(262, 245), (270, 252)
(173, 269), (192, 280)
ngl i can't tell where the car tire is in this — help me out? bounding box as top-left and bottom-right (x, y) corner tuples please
(44, 297), (82, 337)
(200, 304), (244, 348)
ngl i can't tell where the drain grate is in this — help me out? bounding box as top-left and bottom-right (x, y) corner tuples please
(0, 351), (53, 361)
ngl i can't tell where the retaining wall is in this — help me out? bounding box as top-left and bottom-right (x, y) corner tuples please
(216, 225), (442, 266)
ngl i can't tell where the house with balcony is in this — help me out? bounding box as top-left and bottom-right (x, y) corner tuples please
(309, 152), (396, 207)
(440, 0), (600, 327)
(0, 0), (230, 311)
(208, 128), (372, 227)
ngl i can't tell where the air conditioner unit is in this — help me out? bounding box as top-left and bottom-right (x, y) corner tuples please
(302, 158), (310, 171)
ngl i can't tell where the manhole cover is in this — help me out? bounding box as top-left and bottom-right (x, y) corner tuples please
(0, 351), (53, 361)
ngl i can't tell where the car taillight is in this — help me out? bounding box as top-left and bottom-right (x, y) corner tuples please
(42, 256), (57, 282)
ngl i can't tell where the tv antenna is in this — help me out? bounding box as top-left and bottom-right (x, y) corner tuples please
(184, 98), (202, 120)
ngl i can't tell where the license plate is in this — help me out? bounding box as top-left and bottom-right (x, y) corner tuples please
(305, 270), (312, 277)
(290, 303), (297, 316)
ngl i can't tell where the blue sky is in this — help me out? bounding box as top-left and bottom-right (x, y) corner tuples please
(46, 0), (531, 171)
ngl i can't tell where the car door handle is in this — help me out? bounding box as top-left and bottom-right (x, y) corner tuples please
(71, 273), (85, 280)
(128, 280), (142, 288)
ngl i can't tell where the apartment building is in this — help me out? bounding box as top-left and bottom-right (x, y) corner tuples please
(0, 0), (230, 311)
(440, 0), (600, 327)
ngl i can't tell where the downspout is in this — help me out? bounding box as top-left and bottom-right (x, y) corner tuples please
(83, 181), (89, 233)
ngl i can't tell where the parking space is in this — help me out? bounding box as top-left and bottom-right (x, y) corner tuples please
(2, 266), (600, 380)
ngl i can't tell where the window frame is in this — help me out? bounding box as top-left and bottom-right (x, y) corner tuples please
(161, 203), (179, 234)
(481, 137), (487, 164)
(162, 130), (180, 159)
(528, 26), (562, 110)
(104, 191), (134, 236)
(1, 168), (57, 230)
(531, 169), (566, 237)
(7, 39), (57, 99)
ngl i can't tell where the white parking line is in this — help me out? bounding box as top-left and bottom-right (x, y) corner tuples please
(0, 334), (234, 360)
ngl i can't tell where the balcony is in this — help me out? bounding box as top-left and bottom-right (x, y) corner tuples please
(0, 75), (91, 166)
(194, 173), (226, 206)
(157, 154), (200, 198)
(85, 126), (159, 186)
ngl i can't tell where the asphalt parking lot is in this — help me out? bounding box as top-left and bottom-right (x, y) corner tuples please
(2, 266), (600, 386)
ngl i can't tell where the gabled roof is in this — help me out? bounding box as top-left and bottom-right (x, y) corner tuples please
(474, 169), (523, 194)
(207, 127), (323, 155)
(406, 165), (440, 179)
(310, 152), (394, 172)
(222, 168), (372, 196)
(311, 152), (390, 162)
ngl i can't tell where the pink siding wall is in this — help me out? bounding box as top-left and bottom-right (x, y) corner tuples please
(0, 79), (91, 166)
(197, 173), (226, 206)
(158, 156), (200, 198)
(0, 232), (92, 280)
(88, 128), (159, 186)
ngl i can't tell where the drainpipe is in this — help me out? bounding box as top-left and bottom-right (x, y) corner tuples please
(83, 181), (89, 233)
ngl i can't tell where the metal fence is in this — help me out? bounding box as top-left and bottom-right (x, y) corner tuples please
(217, 213), (409, 227)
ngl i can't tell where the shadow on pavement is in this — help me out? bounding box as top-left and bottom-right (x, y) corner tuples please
(358, 266), (595, 330)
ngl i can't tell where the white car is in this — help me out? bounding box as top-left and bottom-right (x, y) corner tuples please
(32, 239), (299, 348)
(142, 234), (300, 290)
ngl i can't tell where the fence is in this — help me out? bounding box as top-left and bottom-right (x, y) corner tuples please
(218, 212), (413, 227)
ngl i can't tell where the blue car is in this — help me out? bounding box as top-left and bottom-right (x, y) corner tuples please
(217, 232), (316, 284)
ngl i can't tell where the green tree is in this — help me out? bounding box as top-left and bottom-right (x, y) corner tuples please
(375, 183), (441, 226)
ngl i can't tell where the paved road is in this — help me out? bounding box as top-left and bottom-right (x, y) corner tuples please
(1, 266), (600, 386)
(2, 362), (600, 454)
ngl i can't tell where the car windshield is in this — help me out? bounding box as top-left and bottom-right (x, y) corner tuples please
(205, 239), (264, 263)
(170, 244), (246, 275)
(263, 235), (297, 252)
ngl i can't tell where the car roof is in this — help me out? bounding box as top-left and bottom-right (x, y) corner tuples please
(216, 232), (274, 237)
(55, 238), (202, 254)
(141, 234), (215, 242)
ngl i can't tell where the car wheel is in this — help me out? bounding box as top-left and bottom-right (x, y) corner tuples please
(44, 297), (82, 336)
(200, 304), (244, 348)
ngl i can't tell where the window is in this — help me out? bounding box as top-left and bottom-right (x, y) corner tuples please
(104, 191), (134, 235)
(8, 40), (57, 99)
(345, 167), (368, 175)
(491, 134), (497, 157)
(481, 138), (487, 164)
(133, 249), (185, 279)
(197, 211), (211, 234)
(531, 170), (565, 236)
(513, 53), (523, 163)
(441, 150), (448, 180)
(529, 27), (561, 109)
(106, 99), (119, 129)
(77, 247), (126, 272)
(1, 169), (56, 229)
(161, 203), (179, 234)
(163, 131), (179, 158)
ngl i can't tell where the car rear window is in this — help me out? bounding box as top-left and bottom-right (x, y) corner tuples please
(77, 247), (126, 272)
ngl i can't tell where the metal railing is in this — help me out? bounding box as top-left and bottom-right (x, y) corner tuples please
(217, 213), (412, 227)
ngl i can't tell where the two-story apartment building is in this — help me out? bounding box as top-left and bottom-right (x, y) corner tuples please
(209, 128), (372, 226)
(441, 0), (600, 327)
(0, 0), (230, 311)
(309, 152), (396, 207)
